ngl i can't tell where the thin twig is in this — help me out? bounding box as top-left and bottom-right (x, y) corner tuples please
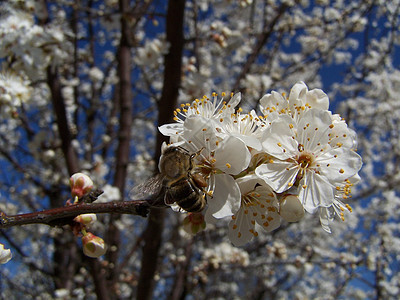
(0, 200), (150, 229)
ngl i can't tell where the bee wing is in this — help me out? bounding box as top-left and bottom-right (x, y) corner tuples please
(129, 174), (166, 207)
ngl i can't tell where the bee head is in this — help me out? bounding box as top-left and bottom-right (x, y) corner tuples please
(159, 146), (191, 179)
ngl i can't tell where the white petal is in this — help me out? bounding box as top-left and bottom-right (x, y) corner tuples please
(228, 92), (241, 108)
(317, 148), (362, 184)
(182, 116), (219, 150)
(304, 88), (329, 110)
(297, 109), (332, 152)
(261, 115), (298, 159)
(288, 81), (308, 104)
(299, 171), (335, 213)
(236, 175), (266, 195)
(231, 133), (262, 151)
(259, 91), (287, 114)
(319, 207), (333, 233)
(256, 161), (298, 193)
(228, 208), (254, 246)
(214, 136), (251, 175)
(255, 203), (281, 232)
(158, 123), (183, 137)
(329, 118), (358, 149)
(205, 174), (241, 219)
(0, 245), (12, 264)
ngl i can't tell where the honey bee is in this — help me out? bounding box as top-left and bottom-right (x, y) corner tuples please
(130, 145), (208, 212)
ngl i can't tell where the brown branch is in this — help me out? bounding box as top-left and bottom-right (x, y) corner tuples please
(136, 1), (186, 300)
(47, 67), (80, 177)
(113, 0), (133, 195)
(41, 2), (83, 291)
(0, 200), (150, 229)
(104, 0), (135, 294)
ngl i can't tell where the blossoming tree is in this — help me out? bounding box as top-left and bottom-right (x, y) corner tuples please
(0, 0), (399, 299)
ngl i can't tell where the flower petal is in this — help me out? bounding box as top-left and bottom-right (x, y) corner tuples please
(259, 91), (287, 114)
(205, 174), (241, 220)
(297, 109), (332, 153)
(299, 171), (335, 213)
(214, 136), (251, 175)
(182, 116), (220, 150)
(230, 133), (262, 151)
(319, 207), (334, 233)
(256, 160), (299, 193)
(261, 115), (298, 159)
(228, 92), (241, 108)
(228, 207), (254, 246)
(317, 148), (362, 184)
(255, 201), (281, 233)
(288, 81), (329, 111)
(158, 123), (183, 137)
(0, 244), (12, 264)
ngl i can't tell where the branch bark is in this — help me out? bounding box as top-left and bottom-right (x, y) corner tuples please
(47, 60), (82, 291)
(136, 1), (186, 299)
(0, 200), (149, 229)
(47, 67), (80, 177)
(105, 0), (134, 294)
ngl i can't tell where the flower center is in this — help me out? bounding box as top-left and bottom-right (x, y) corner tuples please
(298, 153), (313, 169)
(295, 151), (315, 183)
(242, 191), (261, 206)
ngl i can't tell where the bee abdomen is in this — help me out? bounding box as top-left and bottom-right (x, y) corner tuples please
(170, 179), (206, 213)
(177, 193), (206, 212)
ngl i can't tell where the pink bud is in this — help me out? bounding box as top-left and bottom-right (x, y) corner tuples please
(70, 173), (93, 199)
(74, 214), (97, 226)
(81, 232), (107, 258)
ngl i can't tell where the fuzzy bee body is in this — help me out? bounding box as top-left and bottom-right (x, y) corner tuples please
(166, 176), (206, 212)
(130, 145), (207, 213)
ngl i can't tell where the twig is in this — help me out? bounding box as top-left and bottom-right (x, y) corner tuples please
(0, 200), (150, 229)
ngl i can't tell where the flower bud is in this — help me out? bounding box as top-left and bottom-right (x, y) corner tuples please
(279, 194), (305, 222)
(74, 213), (97, 226)
(0, 243), (12, 264)
(81, 232), (107, 258)
(70, 173), (93, 199)
(183, 213), (206, 235)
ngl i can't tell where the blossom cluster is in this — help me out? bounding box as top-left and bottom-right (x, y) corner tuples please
(0, 72), (32, 115)
(159, 82), (362, 246)
(0, 5), (69, 81)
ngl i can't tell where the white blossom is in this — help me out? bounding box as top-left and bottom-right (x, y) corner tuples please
(0, 71), (32, 109)
(228, 175), (281, 246)
(159, 83), (363, 244)
(256, 108), (362, 213)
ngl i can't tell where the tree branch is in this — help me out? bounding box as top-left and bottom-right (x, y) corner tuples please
(0, 199), (150, 229)
(47, 67), (80, 177)
(136, 1), (186, 299)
